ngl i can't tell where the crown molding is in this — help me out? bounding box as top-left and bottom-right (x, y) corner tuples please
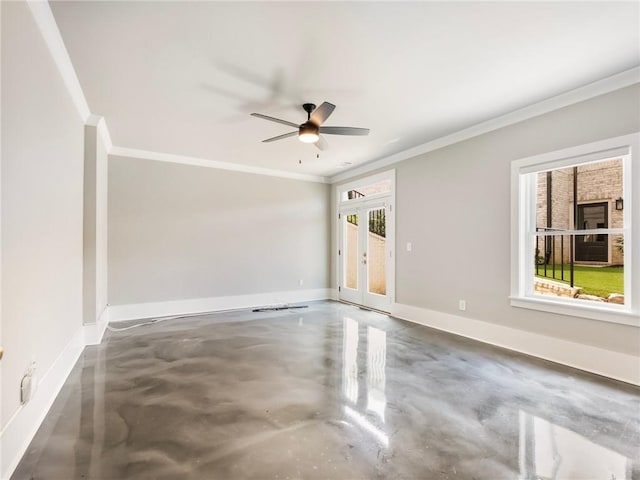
(27, 0), (91, 122)
(28, 0), (638, 186)
(329, 67), (640, 184)
(86, 114), (113, 151)
(109, 146), (329, 184)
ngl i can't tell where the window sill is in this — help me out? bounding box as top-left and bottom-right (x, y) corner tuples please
(509, 295), (639, 327)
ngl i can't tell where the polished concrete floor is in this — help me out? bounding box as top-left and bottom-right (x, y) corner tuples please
(13, 301), (640, 479)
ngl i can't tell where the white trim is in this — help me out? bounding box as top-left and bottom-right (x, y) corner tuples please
(336, 170), (396, 311)
(532, 228), (624, 237)
(329, 67), (640, 184)
(512, 136), (633, 172)
(518, 146), (630, 175)
(391, 303), (640, 386)
(86, 115), (113, 152)
(510, 133), (639, 325)
(510, 296), (637, 326)
(0, 2), (4, 477)
(0, 289), (336, 478)
(105, 289), (334, 323)
(83, 307), (109, 346)
(26, 0), (91, 122)
(26, 2), (114, 155)
(0, 327), (84, 480)
(25, 0), (639, 187)
(25, 2), (325, 185)
(110, 146), (328, 184)
(335, 170), (395, 191)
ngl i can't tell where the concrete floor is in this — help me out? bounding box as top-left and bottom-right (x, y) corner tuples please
(12, 301), (640, 479)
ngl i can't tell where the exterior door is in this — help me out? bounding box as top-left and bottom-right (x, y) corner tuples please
(575, 202), (608, 262)
(340, 204), (389, 312)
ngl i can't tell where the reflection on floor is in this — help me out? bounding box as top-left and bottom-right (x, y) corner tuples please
(12, 301), (640, 479)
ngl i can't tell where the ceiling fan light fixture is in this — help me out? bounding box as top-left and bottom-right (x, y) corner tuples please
(299, 123), (319, 143)
(252, 102), (368, 150)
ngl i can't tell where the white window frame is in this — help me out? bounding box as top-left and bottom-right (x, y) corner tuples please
(510, 133), (639, 326)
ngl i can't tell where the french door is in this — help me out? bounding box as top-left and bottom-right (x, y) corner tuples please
(340, 202), (390, 312)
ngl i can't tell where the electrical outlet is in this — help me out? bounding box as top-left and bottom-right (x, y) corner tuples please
(298, 279), (304, 287)
(20, 360), (37, 404)
(406, 242), (412, 252)
(458, 300), (466, 311)
(21, 373), (32, 405)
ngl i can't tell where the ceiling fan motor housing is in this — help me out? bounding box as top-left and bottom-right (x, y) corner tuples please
(299, 122), (319, 143)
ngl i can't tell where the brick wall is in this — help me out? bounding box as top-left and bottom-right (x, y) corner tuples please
(536, 158), (623, 265)
(345, 222), (359, 289)
(367, 233), (386, 295)
(344, 222), (386, 295)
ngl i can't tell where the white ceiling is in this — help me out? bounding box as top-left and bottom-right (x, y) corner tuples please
(50, 1), (640, 178)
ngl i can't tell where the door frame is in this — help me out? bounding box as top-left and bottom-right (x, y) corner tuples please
(336, 170), (395, 312)
(575, 201), (609, 262)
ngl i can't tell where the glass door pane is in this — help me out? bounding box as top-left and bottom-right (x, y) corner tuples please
(345, 213), (359, 290)
(367, 208), (386, 295)
(340, 203), (390, 312)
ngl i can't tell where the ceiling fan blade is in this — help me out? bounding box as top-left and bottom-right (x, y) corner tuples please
(262, 131), (298, 143)
(251, 113), (299, 128)
(309, 101), (336, 125)
(319, 126), (370, 136)
(315, 135), (328, 151)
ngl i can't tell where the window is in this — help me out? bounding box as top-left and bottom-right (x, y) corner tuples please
(511, 133), (639, 325)
(341, 179), (391, 202)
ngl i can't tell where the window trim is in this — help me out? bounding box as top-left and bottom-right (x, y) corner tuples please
(510, 133), (639, 326)
(338, 170), (393, 204)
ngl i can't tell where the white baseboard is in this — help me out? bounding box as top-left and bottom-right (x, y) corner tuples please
(6, 295), (632, 480)
(0, 327), (84, 480)
(392, 303), (640, 386)
(83, 307), (109, 345)
(0, 289), (333, 478)
(106, 288), (335, 322)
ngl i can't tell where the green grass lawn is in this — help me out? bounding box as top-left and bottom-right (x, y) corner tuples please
(535, 264), (624, 298)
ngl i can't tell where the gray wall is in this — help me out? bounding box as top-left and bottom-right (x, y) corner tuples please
(108, 156), (331, 305)
(83, 123), (109, 325)
(334, 84), (640, 357)
(1, 2), (84, 427)
(96, 129), (109, 320)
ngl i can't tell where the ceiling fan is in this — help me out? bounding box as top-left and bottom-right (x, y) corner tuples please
(250, 102), (369, 150)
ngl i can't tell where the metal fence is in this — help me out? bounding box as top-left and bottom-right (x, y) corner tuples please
(535, 228), (574, 287)
(346, 190), (386, 238)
